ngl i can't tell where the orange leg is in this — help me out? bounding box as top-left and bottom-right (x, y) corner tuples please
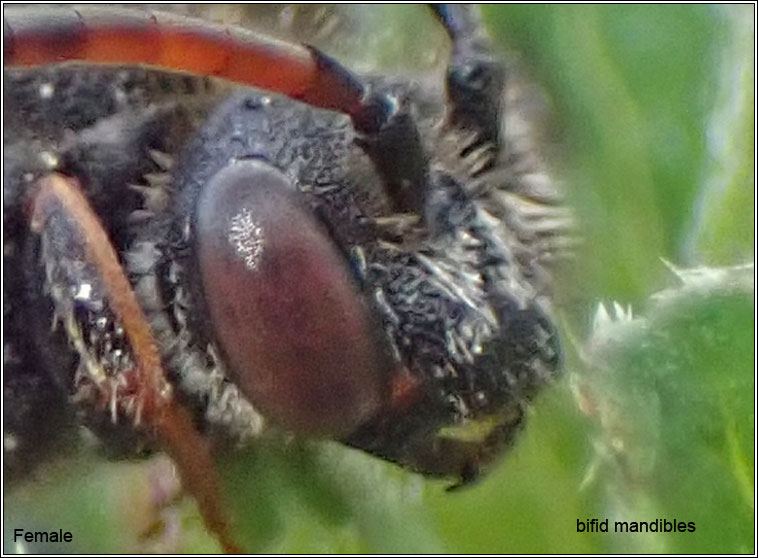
(29, 173), (240, 553)
(4, 6), (365, 117)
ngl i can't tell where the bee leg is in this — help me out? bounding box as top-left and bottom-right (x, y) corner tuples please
(430, 4), (506, 153)
(353, 89), (429, 214)
(27, 173), (240, 553)
(308, 45), (430, 214)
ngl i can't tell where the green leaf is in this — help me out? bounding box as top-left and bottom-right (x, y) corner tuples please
(577, 264), (754, 553)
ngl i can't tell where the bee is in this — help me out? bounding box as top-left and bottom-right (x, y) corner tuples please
(3, 4), (569, 551)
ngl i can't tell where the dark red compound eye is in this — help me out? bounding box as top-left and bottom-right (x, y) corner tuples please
(195, 159), (387, 437)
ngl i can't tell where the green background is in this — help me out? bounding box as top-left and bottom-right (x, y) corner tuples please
(4, 4), (754, 554)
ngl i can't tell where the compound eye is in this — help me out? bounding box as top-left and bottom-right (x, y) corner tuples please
(195, 159), (385, 437)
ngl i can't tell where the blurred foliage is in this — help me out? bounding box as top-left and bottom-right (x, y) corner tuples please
(4, 4), (754, 555)
(484, 4), (753, 303)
